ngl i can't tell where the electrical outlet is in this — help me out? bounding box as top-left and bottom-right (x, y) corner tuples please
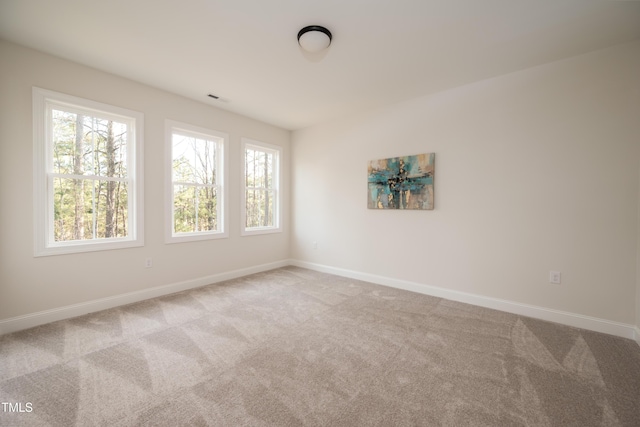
(549, 271), (561, 284)
(312, 241), (318, 250)
(145, 257), (153, 268)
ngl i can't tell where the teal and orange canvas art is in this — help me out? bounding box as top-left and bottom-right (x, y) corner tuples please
(368, 153), (434, 210)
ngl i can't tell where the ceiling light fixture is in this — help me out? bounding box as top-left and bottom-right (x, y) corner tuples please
(297, 25), (332, 53)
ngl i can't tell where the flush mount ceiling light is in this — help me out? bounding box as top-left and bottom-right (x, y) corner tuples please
(297, 25), (332, 53)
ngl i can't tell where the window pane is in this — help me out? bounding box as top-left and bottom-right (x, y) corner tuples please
(52, 110), (77, 175)
(92, 118), (128, 179)
(245, 148), (273, 190)
(245, 188), (274, 228)
(194, 139), (216, 186)
(95, 180), (129, 238)
(265, 153), (272, 188)
(197, 187), (217, 231)
(254, 150), (265, 188)
(172, 134), (216, 185)
(172, 134), (195, 182)
(53, 177), (129, 241)
(245, 149), (254, 187)
(174, 185), (196, 233)
(53, 177), (95, 241)
(245, 189), (258, 228)
(265, 189), (274, 227)
(52, 109), (128, 178)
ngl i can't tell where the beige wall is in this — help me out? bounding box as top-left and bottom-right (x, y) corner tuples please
(292, 41), (640, 325)
(0, 40), (290, 320)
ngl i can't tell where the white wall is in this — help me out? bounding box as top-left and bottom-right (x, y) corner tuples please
(0, 41), (290, 321)
(292, 41), (640, 325)
(2, 39), (639, 334)
(637, 164), (640, 335)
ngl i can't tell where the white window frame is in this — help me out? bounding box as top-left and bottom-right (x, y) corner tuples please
(165, 120), (228, 243)
(241, 138), (282, 236)
(33, 87), (144, 257)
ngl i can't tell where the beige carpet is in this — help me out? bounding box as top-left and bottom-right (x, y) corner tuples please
(1, 266), (639, 426)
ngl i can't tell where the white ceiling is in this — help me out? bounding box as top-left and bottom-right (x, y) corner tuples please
(1, 0), (639, 130)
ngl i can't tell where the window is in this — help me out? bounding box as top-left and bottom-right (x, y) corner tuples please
(33, 87), (144, 256)
(166, 120), (228, 242)
(241, 138), (282, 235)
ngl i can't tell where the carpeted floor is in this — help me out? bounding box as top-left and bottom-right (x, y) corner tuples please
(1, 266), (639, 426)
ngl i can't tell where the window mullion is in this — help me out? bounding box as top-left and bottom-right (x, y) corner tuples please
(194, 183), (199, 231)
(172, 181), (213, 188)
(50, 173), (126, 182)
(47, 174), (55, 245)
(92, 178), (97, 239)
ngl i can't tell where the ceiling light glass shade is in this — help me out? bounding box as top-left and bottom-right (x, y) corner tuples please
(298, 26), (332, 53)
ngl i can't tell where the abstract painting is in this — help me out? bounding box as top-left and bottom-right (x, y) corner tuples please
(368, 153), (434, 210)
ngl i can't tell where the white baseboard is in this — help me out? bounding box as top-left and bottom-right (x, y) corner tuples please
(290, 260), (638, 342)
(0, 260), (289, 335)
(2, 258), (638, 344)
